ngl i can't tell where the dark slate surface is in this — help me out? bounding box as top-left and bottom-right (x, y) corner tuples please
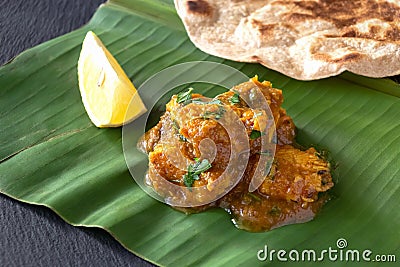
(0, 1), (155, 266)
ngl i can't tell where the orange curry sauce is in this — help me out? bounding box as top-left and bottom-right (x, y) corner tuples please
(138, 77), (334, 232)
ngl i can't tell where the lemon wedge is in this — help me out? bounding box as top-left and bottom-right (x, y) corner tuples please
(77, 31), (147, 128)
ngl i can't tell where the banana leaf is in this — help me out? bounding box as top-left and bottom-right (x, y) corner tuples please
(1, 0), (399, 266)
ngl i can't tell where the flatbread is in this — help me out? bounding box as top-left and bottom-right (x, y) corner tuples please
(175, 0), (400, 80)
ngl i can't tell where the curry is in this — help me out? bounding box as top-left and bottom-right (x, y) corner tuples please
(138, 77), (334, 232)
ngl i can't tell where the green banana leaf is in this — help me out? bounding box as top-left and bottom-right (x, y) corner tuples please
(1, 0), (399, 266)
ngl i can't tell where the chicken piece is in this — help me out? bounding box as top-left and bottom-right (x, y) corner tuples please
(142, 79), (280, 189)
(276, 108), (296, 145)
(138, 77), (334, 231)
(139, 78), (314, 196)
(140, 92), (251, 205)
(259, 145), (334, 203)
(219, 155), (331, 232)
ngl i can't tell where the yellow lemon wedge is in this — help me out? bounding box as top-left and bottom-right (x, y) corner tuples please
(77, 31), (147, 128)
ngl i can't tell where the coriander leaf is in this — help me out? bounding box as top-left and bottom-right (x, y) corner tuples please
(182, 159), (212, 188)
(250, 130), (265, 139)
(191, 99), (205, 105)
(229, 92), (240, 104)
(178, 134), (188, 142)
(192, 158), (212, 175)
(266, 163), (277, 180)
(254, 111), (263, 118)
(269, 206), (281, 216)
(202, 106), (226, 120)
(183, 173), (200, 188)
(247, 193), (261, 202)
(177, 88), (194, 104)
(259, 150), (272, 156)
(208, 99), (222, 105)
(172, 120), (180, 131)
(173, 120), (187, 141)
(191, 99), (222, 105)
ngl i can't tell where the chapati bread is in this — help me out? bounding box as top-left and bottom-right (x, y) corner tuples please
(175, 0), (400, 80)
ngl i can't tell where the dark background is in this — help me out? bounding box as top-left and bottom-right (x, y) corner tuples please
(0, 0), (155, 266)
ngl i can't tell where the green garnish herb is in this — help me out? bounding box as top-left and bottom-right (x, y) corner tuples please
(191, 99), (222, 105)
(254, 111), (263, 118)
(259, 150), (272, 156)
(247, 193), (261, 202)
(229, 91), (240, 104)
(266, 163), (277, 180)
(172, 120), (180, 131)
(250, 130), (265, 139)
(183, 158), (212, 188)
(202, 106), (226, 120)
(178, 134), (188, 142)
(269, 206), (281, 216)
(172, 120), (187, 141)
(315, 149), (330, 161)
(191, 99), (205, 105)
(177, 88), (194, 104)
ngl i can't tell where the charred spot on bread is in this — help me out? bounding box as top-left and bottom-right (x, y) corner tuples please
(186, 0), (212, 16)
